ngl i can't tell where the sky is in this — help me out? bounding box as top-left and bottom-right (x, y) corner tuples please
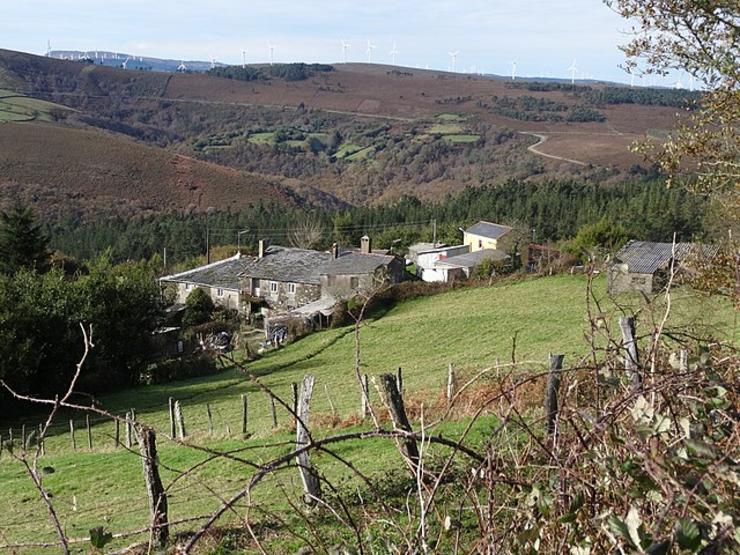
(0, 0), (680, 86)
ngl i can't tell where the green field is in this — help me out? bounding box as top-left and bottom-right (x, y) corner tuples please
(436, 113), (467, 122)
(246, 131), (275, 144)
(443, 133), (480, 143)
(0, 275), (734, 552)
(345, 145), (375, 161)
(427, 123), (465, 134)
(0, 90), (71, 123)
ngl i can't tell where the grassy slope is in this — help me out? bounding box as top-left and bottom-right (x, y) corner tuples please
(0, 275), (734, 552)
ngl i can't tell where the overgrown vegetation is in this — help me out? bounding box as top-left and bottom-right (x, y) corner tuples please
(208, 63), (333, 82)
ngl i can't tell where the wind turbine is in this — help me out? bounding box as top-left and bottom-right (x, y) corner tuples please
(366, 40), (376, 63)
(210, 56), (216, 70)
(122, 57), (130, 70)
(674, 75), (684, 89)
(341, 40), (351, 63)
(242, 49), (247, 69)
(46, 40), (52, 57)
(389, 42), (399, 66)
(630, 73), (636, 88)
(689, 75), (695, 91)
(268, 43), (276, 65)
(511, 61), (517, 81)
(567, 59), (578, 85)
(177, 60), (187, 72)
(448, 50), (459, 72)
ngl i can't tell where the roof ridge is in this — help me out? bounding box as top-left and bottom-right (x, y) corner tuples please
(159, 253), (243, 282)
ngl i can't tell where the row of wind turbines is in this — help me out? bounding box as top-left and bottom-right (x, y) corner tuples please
(46, 38), (696, 90)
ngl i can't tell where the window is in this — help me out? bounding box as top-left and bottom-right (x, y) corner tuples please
(287, 282), (296, 294)
(269, 281), (279, 294)
(478, 239), (483, 249)
(185, 283), (192, 291)
(350, 276), (359, 289)
(216, 288), (224, 297)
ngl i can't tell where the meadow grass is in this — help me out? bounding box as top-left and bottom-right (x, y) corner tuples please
(0, 275), (734, 552)
(443, 134), (480, 143)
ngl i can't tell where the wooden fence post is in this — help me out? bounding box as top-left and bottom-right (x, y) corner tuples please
(130, 409), (137, 445)
(69, 420), (76, 451)
(269, 395), (278, 429)
(125, 412), (132, 449)
(114, 417), (120, 448)
(544, 354), (565, 437)
(86, 415), (93, 450)
(678, 349), (689, 371)
(295, 375), (320, 504)
(138, 427), (169, 549)
(619, 317), (641, 390)
(21, 425), (25, 449)
(241, 394), (248, 435)
(446, 363), (456, 406)
(206, 404), (213, 435)
(291, 382), (299, 427)
(396, 367), (403, 395)
(174, 401), (186, 439)
(361, 374), (370, 418)
(168, 397), (175, 439)
(380, 373), (419, 474)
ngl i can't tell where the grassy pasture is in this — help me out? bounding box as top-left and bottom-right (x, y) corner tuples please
(246, 131), (275, 144)
(0, 275), (734, 552)
(345, 145), (375, 161)
(427, 123), (465, 134)
(436, 113), (467, 122)
(443, 134), (480, 143)
(0, 93), (70, 123)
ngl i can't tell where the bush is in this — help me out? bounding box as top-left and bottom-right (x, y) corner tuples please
(183, 287), (215, 328)
(140, 354), (218, 385)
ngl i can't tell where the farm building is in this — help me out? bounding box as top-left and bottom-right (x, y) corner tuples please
(158, 253), (248, 311)
(434, 248), (510, 281)
(160, 237), (406, 322)
(408, 243), (470, 282)
(607, 240), (717, 294)
(463, 221), (513, 252)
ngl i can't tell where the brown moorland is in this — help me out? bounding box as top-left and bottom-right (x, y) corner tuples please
(0, 122), (295, 218)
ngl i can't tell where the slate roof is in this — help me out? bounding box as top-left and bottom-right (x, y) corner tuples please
(239, 246), (333, 285)
(435, 248), (509, 269)
(464, 221), (512, 240)
(322, 251), (397, 276)
(613, 241), (718, 274)
(159, 254), (250, 290)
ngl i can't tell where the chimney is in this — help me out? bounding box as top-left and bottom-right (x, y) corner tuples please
(360, 235), (372, 254)
(258, 239), (269, 259)
(331, 242), (339, 259)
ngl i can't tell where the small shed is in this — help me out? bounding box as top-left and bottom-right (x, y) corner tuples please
(608, 240), (717, 294)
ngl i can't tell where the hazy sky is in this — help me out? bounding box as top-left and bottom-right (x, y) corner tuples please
(1, 0), (677, 85)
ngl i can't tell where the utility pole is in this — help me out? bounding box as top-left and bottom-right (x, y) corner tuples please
(163, 247), (167, 271)
(432, 219), (437, 246)
(206, 226), (210, 264)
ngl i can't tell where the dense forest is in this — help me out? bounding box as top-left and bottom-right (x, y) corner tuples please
(45, 178), (707, 265)
(208, 63), (334, 82)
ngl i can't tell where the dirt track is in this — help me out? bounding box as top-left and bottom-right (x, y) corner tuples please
(519, 132), (588, 166)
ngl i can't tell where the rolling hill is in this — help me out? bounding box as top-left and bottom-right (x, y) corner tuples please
(0, 122), (296, 219)
(0, 48), (694, 215)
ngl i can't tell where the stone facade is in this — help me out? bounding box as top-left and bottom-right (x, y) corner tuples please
(607, 266), (655, 295)
(242, 276), (322, 315)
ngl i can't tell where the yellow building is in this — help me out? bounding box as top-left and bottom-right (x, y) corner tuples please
(463, 221), (513, 252)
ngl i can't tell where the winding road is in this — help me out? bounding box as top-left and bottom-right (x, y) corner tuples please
(518, 131), (588, 166)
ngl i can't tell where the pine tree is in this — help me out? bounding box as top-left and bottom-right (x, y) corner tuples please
(0, 203), (50, 274)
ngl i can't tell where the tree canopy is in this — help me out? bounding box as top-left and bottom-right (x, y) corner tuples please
(0, 203), (49, 274)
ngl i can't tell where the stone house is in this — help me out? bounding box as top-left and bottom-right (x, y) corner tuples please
(321, 236), (406, 298)
(239, 242), (333, 316)
(607, 240), (717, 294)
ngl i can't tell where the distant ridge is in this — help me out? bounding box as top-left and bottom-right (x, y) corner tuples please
(47, 50), (220, 73)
